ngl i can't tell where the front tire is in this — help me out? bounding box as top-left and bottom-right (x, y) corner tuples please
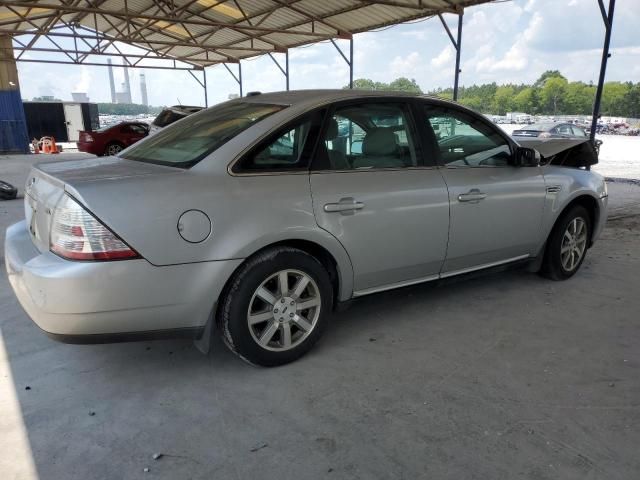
(540, 205), (591, 280)
(218, 247), (332, 367)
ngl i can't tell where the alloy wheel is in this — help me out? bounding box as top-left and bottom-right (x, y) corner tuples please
(247, 269), (321, 352)
(107, 144), (122, 155)
(560, 217), (587, 272)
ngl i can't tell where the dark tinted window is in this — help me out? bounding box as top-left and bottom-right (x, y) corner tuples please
(121, 102), (285, 168)
(571, 125), (587, 137)
(121, 124), (146, 134)
(423, 105), (512, 167)
(234, 111), (323, 173)
(556, 124), (573, 135)
(153, 110), (184, 128)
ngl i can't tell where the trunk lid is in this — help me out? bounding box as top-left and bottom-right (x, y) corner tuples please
(24, 157), (182, 254)
(512, 130), (541, 137)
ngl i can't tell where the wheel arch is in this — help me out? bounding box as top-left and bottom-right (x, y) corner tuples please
(552, 193), (600, 247)
(217, 238), (353, 319)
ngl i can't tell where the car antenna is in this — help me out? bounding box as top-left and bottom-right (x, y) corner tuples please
(177, 98), (182, 106)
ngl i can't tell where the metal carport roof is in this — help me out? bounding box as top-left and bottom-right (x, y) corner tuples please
(0, 1), (495, 69)
(0, 0), (619, 152)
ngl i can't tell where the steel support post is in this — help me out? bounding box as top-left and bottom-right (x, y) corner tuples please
(590, 0), (616, 143)
(330, 37), (353, 89)
(268, 51), (289, 91)
(187, 69), (208, 106)
(223, 62), (243, 97)
(453, 12), (463, 101)
(438, 11), (463, 101)
(203, 68), (208, 107)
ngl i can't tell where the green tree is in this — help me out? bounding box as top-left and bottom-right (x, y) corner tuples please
(388, 77), (422, 93)
(564, 82), (595, 114)
(346, 77), (422, 93)
(623, 82), (640, 118)
(458, 96), (483, 111)
(541, 76), (568, 115)
(348, 78), (381, 90)
(512, 87), (537, 113)
(97, 103), (161, 115)
(492, 85), (515, 114)
(601, 82), (629, 116)
(534, 70), (566, 88)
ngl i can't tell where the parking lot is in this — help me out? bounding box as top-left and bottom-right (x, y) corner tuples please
(1, 156), (639, 479)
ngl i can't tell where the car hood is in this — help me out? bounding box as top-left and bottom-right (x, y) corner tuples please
(36, 156), (181, 183)
(513, 137), (599, 167)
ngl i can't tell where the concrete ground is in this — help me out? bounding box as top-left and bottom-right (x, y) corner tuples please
(1, 156), (639, 480)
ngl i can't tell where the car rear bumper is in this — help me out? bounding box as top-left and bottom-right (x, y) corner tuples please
(76, 142), (100, 155)
(5, 220), (242, 342)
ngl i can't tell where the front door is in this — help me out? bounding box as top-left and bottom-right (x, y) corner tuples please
(420, 103), (547, 274)
(310, 101), (450, 295)
(63, 103), (84, 142)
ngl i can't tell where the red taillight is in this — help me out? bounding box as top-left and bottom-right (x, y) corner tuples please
(50, 195), (139, 261)
(81, 132), (94, 142)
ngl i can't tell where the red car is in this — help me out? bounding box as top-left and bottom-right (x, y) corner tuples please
(77, 121), (150, 156)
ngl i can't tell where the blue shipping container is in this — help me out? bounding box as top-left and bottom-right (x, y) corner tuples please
(0, 89), (29, 154)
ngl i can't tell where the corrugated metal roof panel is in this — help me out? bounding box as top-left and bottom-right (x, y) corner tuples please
(2, 0), (496, 69)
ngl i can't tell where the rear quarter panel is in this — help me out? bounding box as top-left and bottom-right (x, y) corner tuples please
(68, 171), (355, 301)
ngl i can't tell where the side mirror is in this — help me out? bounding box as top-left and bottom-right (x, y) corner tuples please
(513, 146), (540, 167)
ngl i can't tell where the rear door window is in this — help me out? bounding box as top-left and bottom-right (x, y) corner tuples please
(233, 111), (324, 173)
(315, 102), (418, 170)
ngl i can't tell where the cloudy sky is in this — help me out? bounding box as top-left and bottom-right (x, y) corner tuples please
(15, 0), (640, 107)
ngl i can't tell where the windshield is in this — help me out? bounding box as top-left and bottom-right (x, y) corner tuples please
(120, 102), (286, 168)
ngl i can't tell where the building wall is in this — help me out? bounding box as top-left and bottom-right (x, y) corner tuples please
(0, 35), (29, 153)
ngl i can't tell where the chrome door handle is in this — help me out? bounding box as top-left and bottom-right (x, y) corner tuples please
(324, 197), (365, 214)
(458, 190), (487, 203)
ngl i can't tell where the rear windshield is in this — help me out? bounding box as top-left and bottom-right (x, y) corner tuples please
(520, 123), (553, 131)
(152, 109), (185, 128)
(120, 102), (286, 168)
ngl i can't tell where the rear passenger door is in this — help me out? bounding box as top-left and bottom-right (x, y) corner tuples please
(310, 100), (450, 295)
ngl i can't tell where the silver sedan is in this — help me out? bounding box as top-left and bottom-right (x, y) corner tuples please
(5, 90), (608, 366)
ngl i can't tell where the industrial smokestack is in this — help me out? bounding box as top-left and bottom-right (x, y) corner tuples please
(140, 73), (148, 106)
(107, 58), (116, 103)
(122, 58), (131, 104)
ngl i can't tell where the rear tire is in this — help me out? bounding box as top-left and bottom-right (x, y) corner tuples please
(540, 205), (591, 280)
(104, 142), (124, 156)
(0, 180), (18, 200)
(218, 247), (332, 367)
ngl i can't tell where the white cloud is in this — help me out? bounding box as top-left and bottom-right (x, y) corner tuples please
(73, 66), (91, 93)
(431, 47), (453, 68)
(390, 51), (421, 77)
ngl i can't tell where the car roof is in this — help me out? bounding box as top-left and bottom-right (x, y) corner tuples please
(241, 89), (423, 106)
